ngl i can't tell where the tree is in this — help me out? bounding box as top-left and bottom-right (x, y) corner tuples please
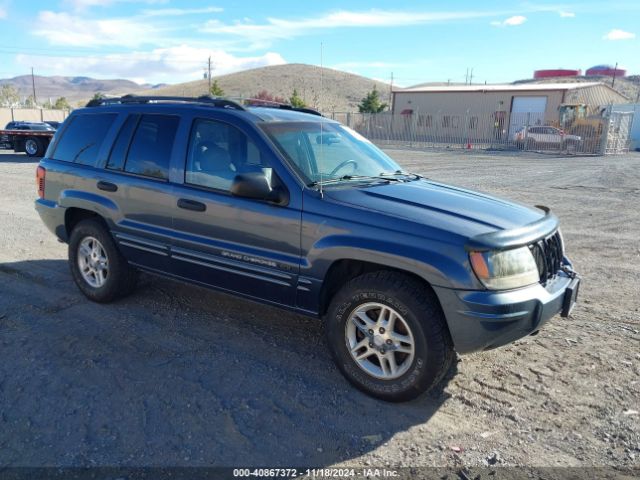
(209, 80), (224, 97)
(53, 97), (71, 110)
(85, 92), (105, 107)
(289, 88), (306, 108)
(358, 86), (387, 113)
(24, 96), (36, 108)
(0, 84), (20, 107)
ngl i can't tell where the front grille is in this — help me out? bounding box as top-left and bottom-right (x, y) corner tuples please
(529, 231), (564, 284)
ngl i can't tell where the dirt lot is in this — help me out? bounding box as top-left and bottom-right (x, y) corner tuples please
(0, 148), (638, 472)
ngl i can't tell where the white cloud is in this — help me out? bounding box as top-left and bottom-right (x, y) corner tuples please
(15, 46), (286, 84)
(603, 29), (636, 40)
(559, 11), (575, 17)
(490, 15), (526, 27)
(65, 0), (167, 11)
(33, 10), (166, 47)
(140, 7), (223, 17)
(0, 6), (6, 19)
(201, 9), (502, 47)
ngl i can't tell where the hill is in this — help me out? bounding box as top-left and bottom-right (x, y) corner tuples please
(141, 64), (391, 113)
(0, 75), (161, 103)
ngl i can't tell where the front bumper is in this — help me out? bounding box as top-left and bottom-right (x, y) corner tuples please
(433, 271), (579, 354)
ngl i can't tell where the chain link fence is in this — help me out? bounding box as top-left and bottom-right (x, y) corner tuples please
(329, 109), (634, 155)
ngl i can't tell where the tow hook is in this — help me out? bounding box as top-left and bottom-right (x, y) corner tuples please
(561, 265), (578, 279)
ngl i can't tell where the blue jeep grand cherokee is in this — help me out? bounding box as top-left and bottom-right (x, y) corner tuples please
(35, 95), (580, 401)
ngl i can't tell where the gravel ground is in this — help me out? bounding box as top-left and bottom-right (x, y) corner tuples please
(0, 148), (638, 471)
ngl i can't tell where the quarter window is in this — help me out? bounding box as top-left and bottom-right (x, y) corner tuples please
(52, 113), (117, 165)
(124, 114), (179, 180)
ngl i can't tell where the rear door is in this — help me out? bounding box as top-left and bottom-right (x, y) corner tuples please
(97, 112), (182, 272)
(169, 114), (302, 307)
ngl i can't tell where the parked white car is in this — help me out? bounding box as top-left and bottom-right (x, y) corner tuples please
(513, 126), (582, 151)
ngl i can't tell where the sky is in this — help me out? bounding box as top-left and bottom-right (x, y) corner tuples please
(0, 0), (638, 86)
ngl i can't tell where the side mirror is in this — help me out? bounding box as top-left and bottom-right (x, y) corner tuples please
(230, 172), (288, 205)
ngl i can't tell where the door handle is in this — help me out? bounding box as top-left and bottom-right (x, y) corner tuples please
(97, 180), (118, 192)
(177, 198), (206, 212)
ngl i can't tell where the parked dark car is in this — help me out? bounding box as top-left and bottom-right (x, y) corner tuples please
(4, 121), (55, 131)
(44, 121), (62, 130)
(35, 96), (580, 401)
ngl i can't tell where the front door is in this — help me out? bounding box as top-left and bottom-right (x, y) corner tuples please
(170, 117), (301, 307)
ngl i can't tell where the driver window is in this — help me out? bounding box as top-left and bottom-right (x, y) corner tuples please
(185, 119), (268, 191)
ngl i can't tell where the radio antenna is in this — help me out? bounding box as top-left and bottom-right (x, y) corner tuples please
(319, 42), (324, 198)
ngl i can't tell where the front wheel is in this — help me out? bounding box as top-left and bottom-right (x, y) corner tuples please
(325, 271), (454, 402)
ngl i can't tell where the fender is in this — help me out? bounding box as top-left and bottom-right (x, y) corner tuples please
(308, 234), (474, 289)
(295, 233), (480, 314)
(58, 190), (121, 229)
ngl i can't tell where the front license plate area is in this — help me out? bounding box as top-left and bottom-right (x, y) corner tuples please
(561, 277), (580, 317)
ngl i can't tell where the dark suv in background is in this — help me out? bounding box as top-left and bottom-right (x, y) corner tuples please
(35, 96), (580, 401)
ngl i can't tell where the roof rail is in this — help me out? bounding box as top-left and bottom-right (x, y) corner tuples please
(241, 99), (323, 117)
(85, 94), (246, 111)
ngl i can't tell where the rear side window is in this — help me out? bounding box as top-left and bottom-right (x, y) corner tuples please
(52, 113), (117, 165)
(124, 115), (179, 180)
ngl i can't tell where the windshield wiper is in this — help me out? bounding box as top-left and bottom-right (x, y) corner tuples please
(307, 171), (424, 188)
(308, 174), (398, 187)
(378, 170), (423, 180)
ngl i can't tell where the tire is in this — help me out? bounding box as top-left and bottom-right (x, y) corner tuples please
(68, 219), (138, 303)
(24, 137), (44, 157)
(325, 271), (454, 402)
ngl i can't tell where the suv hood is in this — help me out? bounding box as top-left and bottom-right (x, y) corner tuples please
(324, 179), (545, 238)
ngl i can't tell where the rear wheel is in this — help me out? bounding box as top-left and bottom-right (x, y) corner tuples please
(69, 219), (138, 303)
(325, 271), (454, 402)
(24, 137), (44, 157)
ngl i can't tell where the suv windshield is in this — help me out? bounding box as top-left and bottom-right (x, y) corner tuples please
(260, 121), (402, 185)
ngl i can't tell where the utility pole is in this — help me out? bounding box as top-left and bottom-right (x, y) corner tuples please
(31, 67), (37, 106)
(207, 56), (212, 93)
(611, 62), (618, 88)
(469, 68), (474, 85)
(465, 68), (469, 85)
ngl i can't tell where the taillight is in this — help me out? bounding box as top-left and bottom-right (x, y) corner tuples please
(36, 166), (46, 199)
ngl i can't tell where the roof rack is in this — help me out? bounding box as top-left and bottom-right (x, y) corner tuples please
(85, 94), (323, 117)
(241, 98), (322, 117)
(86, 94), (246, 111)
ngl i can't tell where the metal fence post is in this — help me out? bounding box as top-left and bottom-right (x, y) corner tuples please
(525, 112), (531, 151)
(600, 112), (611, 155)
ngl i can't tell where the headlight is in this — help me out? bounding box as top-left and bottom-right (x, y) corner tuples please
(469, 246), (539, 290)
